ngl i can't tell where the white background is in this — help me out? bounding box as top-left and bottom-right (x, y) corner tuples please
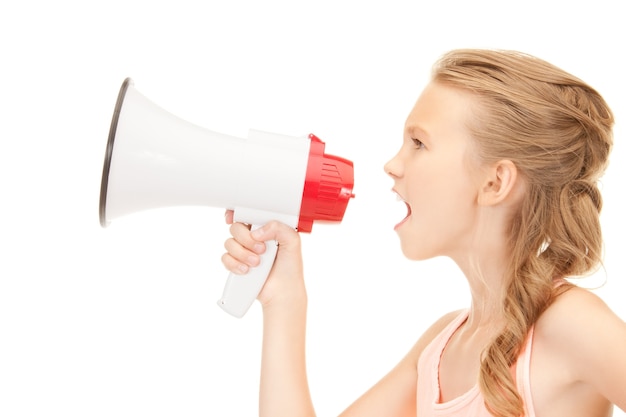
(1, 1), (624, 416)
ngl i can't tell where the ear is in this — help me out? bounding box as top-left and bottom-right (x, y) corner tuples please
(477, 160), (521, 206)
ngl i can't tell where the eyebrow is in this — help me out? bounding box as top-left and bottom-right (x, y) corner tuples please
(406, 123), (430, 140)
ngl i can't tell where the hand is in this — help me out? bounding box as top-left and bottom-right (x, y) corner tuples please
(222, 210), (305, 309)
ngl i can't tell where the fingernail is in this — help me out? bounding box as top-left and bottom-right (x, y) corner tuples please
(247, 254), (259, 266)
(253, 243), (265, 253)
(238, 263), (249, 273)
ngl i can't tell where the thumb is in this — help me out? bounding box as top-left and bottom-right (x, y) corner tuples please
(251, 221), (300, 249)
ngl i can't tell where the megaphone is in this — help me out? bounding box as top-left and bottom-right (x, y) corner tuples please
(99, 78), (355, 318)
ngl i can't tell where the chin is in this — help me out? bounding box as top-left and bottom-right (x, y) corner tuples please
(399, 242), (436, 261)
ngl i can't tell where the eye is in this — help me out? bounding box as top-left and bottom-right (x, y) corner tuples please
(411, 137), (425, 149)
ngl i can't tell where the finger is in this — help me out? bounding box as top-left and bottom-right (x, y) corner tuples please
(250, 220), (300, 249)
(230, 222), (266, 254)
(224, 237), (261, 268)
(221, 251), (251, 275)
(224, 209), (234, 225)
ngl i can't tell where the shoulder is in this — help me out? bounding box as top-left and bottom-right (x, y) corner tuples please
(425, 309), (466, 339)
(421, 309), (465, 345)
(337, 310), (466, 417)
(536, 285), (622, 350)
(536, 284), (622, 343)
(405, 309), (466, 364)
(535, 284), (626, 390)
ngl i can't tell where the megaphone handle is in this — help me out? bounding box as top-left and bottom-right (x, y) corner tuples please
(217, 234), (279, 318)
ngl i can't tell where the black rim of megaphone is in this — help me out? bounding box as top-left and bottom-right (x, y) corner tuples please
(99, 77), (133, 228)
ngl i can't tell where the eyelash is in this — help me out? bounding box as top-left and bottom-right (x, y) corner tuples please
(411, 138), (425, 149)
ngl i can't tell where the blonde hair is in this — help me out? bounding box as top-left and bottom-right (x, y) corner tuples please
(431, 49), (614, 417)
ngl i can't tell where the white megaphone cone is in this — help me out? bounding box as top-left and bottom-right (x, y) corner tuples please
(100, 78), (355, 318)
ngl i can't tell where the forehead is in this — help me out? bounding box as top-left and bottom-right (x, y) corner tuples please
(404, 81), (476, 139)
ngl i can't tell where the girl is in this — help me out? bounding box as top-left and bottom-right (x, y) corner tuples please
(222, 49), (626, 417)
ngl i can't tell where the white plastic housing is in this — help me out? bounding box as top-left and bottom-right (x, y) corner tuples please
(100, 79), (312, 318)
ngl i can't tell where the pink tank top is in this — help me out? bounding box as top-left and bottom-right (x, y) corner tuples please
(417, 309), (535, 417)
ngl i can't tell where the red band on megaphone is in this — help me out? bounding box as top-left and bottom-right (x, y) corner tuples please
(297, 134), (355, 233)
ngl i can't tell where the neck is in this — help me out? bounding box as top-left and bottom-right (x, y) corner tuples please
(464, 262), (509, 333)
(453, 218), (512, 332)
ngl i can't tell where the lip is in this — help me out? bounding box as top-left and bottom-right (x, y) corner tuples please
(392, 189), (412, 230)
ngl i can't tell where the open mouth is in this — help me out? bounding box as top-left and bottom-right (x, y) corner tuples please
(393, 191), (412, 230)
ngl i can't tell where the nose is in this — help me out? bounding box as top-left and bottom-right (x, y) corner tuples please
(384, 153), (402, 178)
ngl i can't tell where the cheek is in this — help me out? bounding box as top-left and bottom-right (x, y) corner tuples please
(409, 161), (476, 207)
(407, 164), (478, 234)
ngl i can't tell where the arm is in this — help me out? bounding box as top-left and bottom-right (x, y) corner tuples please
(223, 218), (314, 417)
(255, 221), (313, 416)
(260, 289), (313, 416)
(542, 287), (626, 412)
